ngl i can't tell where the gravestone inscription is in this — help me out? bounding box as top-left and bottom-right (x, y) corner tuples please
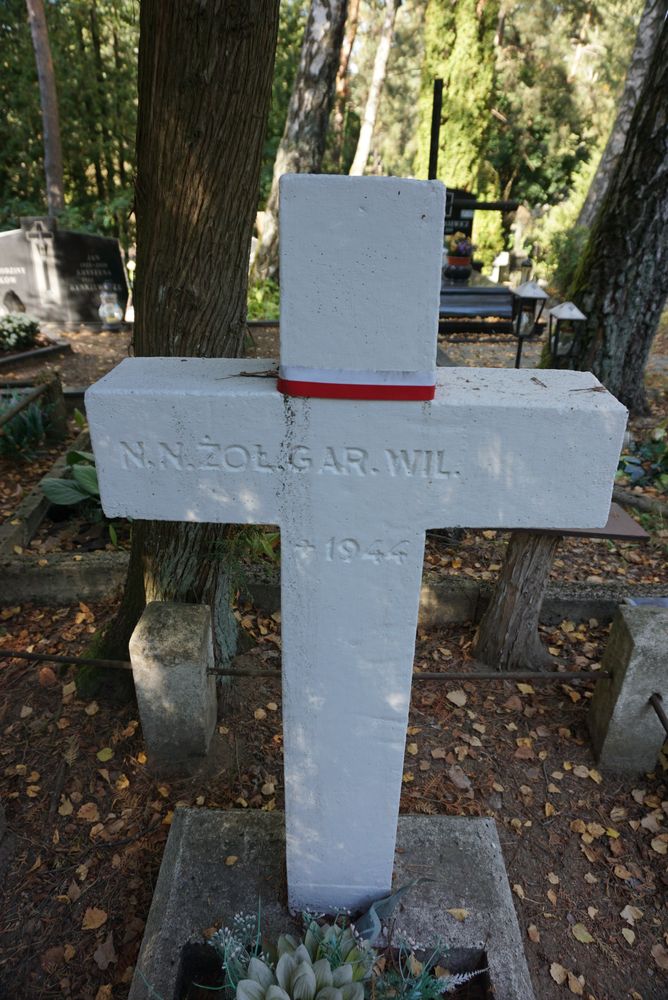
(86, 175), (626, 912)
(0, 218), (128, 325)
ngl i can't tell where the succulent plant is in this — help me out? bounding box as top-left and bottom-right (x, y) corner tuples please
(237, 949), (364, 1000)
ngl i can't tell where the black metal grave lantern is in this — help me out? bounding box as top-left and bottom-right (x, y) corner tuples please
(512, 280), (549, 368)
(548, 301), (587, 364)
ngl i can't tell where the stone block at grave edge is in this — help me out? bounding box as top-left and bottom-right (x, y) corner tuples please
(86, 175), (627, 914)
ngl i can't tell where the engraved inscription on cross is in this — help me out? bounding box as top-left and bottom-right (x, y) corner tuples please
(86, 175), (626, 913)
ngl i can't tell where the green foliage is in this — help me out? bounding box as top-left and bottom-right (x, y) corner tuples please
(247, 279), (280, 321)
(373, 941), (485, 999)
(207, 912), (485, 1000)
(618, 423), (668, 493)
(0, 313), (40, 352)
(415, 0), (499, 190)
(0, 392), (47, 457)
(41, 448), (124, 544)
(1, 0), (137, 245)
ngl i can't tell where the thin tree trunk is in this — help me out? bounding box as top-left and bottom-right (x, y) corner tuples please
(331, 0), (361, 169)
(544, 12), (668, 414)
(252, 0), (348, 282)
(473, 532), (560, 671)
(349, 0), (400, 176)
(75, 19), (106, 202)
(90, 0), (117, 202)
(578, 0), (667, 229)
(99, 0), (280, 664)
(25, 0), (64, 215)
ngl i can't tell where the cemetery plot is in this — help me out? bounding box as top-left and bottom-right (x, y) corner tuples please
(1, 601), (667, 999)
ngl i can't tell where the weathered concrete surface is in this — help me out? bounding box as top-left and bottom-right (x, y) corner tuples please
(129, 603), (217, 771)
(589, 606), (668, 772)
(393, 816), (535, 1000)
(130, 811), (534, 1000)
(0, 550), (127, 604)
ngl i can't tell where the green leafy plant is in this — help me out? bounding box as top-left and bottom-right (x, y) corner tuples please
(203, 911), (486, 1000)
(0, 391), (47, 457)
(247, 278), (280, 321)
(373, 941), (485, 1000)
(41, 448), (122, 546)
(0, 313), (40, 352)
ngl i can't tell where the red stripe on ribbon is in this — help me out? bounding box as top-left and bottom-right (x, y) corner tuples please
(277, 378), (435, 401)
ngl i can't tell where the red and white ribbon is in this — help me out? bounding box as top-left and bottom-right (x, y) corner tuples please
(277, 365), (436, 401)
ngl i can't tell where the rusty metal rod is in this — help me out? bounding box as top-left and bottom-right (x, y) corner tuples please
(0, 382), (48, 431)
(649, 693), (668, 737)
(0, 648), (611, 684)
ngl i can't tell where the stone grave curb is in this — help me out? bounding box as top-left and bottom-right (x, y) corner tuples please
(0, 338), (72, 370)
(129, 809), (534, 1000)
(0, 544), (664, 620)
(0, 429), (90, 558)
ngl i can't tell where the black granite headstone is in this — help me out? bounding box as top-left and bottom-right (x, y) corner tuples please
(0, 218), (128, 326)
(444, 187), (475, 238)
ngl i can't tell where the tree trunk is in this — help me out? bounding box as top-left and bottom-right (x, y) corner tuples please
(100, 0), (280, 664)
(89, 0), (117, 201)
(472, 532), (560, 672)
(331, 0), (361, 169)
(75, 19), (106, 202)
(577, 0), (667, 229)
(252, 0), (348, 282)
(544, 13), (668, 415)
(349, 0), (400, 176)
(25, 0), (64, 215)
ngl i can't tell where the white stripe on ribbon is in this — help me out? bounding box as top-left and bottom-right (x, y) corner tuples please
(278, 365), (435, 387)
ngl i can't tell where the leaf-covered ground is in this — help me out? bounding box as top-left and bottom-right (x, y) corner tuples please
(1, 600), (667, 999)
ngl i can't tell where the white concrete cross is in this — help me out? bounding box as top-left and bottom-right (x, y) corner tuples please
(86, 175), (626, 913)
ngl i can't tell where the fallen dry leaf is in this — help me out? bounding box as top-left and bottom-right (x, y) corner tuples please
(82, 906), (107, 930)
(567, 971), (585, 995)
(446, 764), (471, 791)
(622, 928), (636, 946)
(446, 689), (467, 708)
(620, 905), (643, 925)
(77, 802), (100, 823)
(651, 943), (668, 970)
(571, 923), (594, 945)
(527, 924), (540, 943)
(225, 855), (238, 866)
(550, 963), (568, 985)
(446, 908), (469, 921)
(93, 931), (117, 970)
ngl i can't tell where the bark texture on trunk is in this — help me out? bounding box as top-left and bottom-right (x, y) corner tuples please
(103, 0), (280, 664)
(253, 0), (349, 281)
(331, 0), (361, 169)
(578, 0), (667, 229)
(544, 12), (668, 415)
(349, 0), (400, 176)
(472, 532), (560, 672)
(26, 0), (64, 215)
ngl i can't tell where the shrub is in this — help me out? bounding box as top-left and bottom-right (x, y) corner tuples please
(0, 392), (47, 457)
(0, 313), (40, 352)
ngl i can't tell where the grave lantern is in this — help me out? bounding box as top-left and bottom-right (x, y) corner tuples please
(548, 301), (586, 365)
(520, 257), (533, 283)
(512, 280), (549, 368)
(98, 282), (124, 329)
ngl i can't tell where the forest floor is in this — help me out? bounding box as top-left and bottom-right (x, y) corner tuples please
(0, 320), (667, 999)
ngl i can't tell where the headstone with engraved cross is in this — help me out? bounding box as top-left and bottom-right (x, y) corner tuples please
(86, 175), (626, 913)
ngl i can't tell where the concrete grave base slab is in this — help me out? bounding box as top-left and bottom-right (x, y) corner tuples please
(129, 810), (534, 1000)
